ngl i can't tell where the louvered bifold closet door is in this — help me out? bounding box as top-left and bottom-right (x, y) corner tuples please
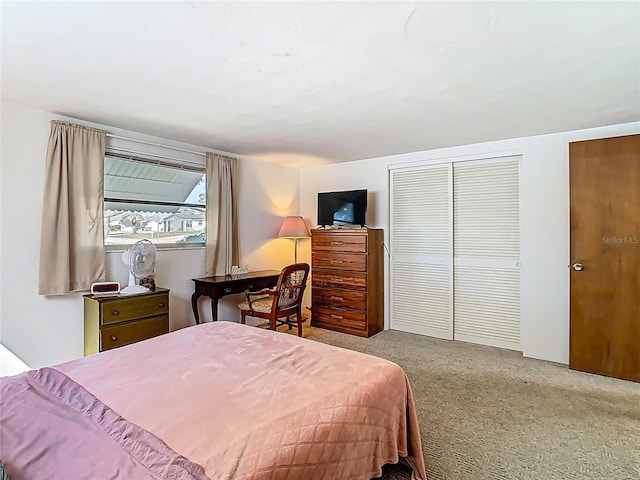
(453, 157), (521, 350)
(390, 165), (452, 339)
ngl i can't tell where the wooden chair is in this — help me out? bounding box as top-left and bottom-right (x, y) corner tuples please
(238, 263), (310, 336)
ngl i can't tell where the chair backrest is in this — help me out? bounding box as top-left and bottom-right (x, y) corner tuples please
(272, 263), (310, 313)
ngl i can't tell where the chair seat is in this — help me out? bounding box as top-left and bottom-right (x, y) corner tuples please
(238, 296), (272, 314)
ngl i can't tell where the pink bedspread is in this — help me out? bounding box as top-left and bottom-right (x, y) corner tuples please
(0, 367), (207, 480)
(5, 321), (427, 479)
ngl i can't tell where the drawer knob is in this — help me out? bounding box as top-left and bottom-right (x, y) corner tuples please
(224, 287), (232, 293)
(330, 260), (344, 264)
(331, 278), (343, 283)
(330, 296), (344, 301)
(110, 335), (118, 341)
(330, 314), (344, 319)
(111, 310), (119, 316)
(157, 302), (165, 308)
(331, 242), (344, 246)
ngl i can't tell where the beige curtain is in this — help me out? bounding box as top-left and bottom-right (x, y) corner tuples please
(205, 152), (239, 276)
(38, 121), (107, 295)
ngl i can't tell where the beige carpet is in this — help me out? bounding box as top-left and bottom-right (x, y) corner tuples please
(299, 326), (640, 480)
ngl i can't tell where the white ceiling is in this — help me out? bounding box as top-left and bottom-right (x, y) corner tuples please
(2, 1), (639, 167)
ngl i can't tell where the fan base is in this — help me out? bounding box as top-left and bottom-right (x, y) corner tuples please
(120, 285), (150, 295)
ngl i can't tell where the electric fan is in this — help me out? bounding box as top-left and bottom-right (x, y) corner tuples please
(120, 239), (157, 295)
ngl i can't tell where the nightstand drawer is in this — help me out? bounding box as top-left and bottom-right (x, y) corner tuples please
(101, 293), (169, 325)
(101, 314), (168, 351)
(312, 234), (367, 253)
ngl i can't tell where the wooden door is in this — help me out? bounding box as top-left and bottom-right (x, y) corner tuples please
(569, 134), (640, 382)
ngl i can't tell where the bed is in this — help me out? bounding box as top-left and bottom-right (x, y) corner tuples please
(0, 321), (426, 480)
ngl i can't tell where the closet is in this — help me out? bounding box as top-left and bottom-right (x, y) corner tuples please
(389, 155), (521, 350)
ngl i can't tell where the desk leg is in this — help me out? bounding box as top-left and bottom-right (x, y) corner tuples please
(191, 293), (201, 325)
(210, 297), (219, 322)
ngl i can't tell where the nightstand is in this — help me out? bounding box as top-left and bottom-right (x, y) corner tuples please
(83, 288), (169, 355)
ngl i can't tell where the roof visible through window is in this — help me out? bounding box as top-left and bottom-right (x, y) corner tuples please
(104, 154), (206, 248)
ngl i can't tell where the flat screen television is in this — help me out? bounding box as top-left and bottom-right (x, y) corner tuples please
(317, 189), (367, 227)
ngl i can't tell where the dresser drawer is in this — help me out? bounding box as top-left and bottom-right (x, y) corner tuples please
(313, 287), (366, 311)
(101, 293), (169, 325)
(312, 253), (366, 272)
(312, 234), (367, 253)
(312, 270), (367, 291)
(101, 314), (168, 351)
(313, 306), (367, 331)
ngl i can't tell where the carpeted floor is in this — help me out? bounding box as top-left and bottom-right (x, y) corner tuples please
(300, 326), (640, 480)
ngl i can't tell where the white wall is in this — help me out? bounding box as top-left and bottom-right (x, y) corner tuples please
(300, 122), (640, 364)
(0, 101), (300, 368)
(3, 99), (637, 368)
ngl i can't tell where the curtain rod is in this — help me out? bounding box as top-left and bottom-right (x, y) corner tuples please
(106, 133), (206, 157)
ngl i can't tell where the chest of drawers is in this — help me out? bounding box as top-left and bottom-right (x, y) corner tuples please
(311, 229), (383, 337)
(83, 288), (170, 355)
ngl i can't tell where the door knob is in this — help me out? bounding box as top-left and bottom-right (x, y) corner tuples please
(572, 263), (584, 271)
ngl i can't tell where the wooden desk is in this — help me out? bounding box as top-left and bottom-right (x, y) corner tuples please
(191, 270), (280, 324)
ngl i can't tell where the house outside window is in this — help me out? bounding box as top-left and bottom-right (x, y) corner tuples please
(104, 151), (206, 249)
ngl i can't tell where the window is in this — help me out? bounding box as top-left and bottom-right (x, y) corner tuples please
(104, 151), (206, 249)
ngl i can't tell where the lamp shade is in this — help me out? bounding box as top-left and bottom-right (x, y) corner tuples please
(277, 216), (310, 238)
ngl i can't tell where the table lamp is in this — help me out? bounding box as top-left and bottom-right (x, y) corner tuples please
(278, 216), (311, 263)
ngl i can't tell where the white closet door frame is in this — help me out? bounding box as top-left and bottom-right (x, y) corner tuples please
(388, 151), (522, 348)
(387, 150), (523, 172)
(389, 163), (453, 339)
